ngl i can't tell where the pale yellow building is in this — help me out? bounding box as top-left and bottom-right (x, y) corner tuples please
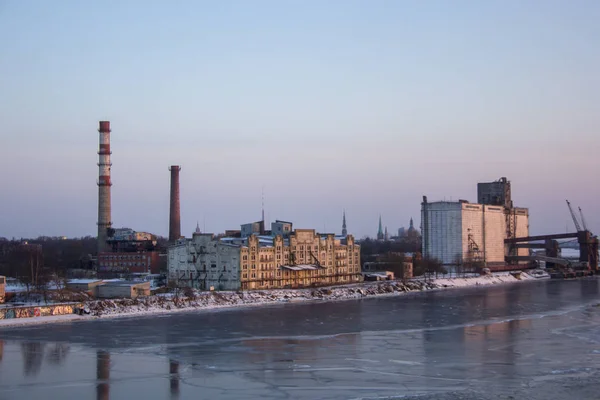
(240, 229), (361, 290)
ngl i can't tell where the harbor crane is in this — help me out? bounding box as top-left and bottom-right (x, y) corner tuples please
(579, 207), (589, 232)
(566, 200), (582, 232)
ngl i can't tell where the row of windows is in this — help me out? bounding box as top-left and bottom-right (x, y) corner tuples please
(101, 254), (149, 261)
(241, 267), (361, 280)
(100, 262), (147, 268)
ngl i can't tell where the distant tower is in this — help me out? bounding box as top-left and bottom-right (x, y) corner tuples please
(377, 215), (384, 240)
(384, 226), (389, 241)
(342, 210), (347, 236)
(96, 121), (112, 254)
(407, 217), (417, 238)
(168, 166), (181, 242)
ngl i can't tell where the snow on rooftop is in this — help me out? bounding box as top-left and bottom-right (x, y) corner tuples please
(102, 280), (149, 287)
(67, 279), (102, 284)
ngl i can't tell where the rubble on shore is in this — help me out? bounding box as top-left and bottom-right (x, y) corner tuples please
(85, 272), (533, 318)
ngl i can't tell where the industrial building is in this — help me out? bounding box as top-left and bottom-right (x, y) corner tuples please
(97, 281), (151, 299)
(421, 177), (529, 266)
(66, 279), (104, 293)
(168, 221), (362, 290)
(96, 227), (162, 278)
(97, 251), (161, 276)
(0, 276), (5, 303)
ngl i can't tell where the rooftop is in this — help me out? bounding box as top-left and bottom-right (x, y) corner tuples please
(67, 279), (103, 284)
(101, 280), (149, 287)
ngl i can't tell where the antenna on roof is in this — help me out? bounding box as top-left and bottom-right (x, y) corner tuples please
(261, 186), (265, 223)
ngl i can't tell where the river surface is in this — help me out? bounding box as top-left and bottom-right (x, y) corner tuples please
(2, 279), (600, 399)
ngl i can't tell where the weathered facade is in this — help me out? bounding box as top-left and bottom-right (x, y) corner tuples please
(168, 233), (241, 290)
(97, 251), (161, 277)
(168, 228), (362, 290)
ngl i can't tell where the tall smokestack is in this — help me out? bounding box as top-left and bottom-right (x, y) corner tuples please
(97, 121), (112, 254)
(169, 166), (181, 242)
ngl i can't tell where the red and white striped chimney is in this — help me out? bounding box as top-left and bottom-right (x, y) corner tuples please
(97, 121), (112, 253)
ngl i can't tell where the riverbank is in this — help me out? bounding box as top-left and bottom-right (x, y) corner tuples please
(0, 272), (538, 327)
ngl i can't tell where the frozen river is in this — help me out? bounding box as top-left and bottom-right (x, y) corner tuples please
(2, 278), (600, 399)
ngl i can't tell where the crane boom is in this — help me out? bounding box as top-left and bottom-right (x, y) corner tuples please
(566, 200), (582, 232)
(579, 207), (589, 231)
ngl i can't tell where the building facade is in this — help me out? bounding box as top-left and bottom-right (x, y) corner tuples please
(168, 232), (241, 290)
(0, 275), (5, 303)
(168, 228), (362, 290)
(421, 200), (529, 265)
(97, 251), (162, 277)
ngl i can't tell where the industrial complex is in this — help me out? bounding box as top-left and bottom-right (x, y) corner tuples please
(90, 121), (597, 288)
(422, 177), (598, 276)
(421, 177), (529, 266)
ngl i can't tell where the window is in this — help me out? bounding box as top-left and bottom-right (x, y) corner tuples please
(211, 264), (217, 269)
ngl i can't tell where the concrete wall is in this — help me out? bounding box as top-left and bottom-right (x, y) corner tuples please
(168, 233), (241, 290)
(241, 222), (262, 238)
(97, 282), (150, 299)
(422, 202), (463, 265)
(0, 302), (82, 320)
(271, 221), (292, 237)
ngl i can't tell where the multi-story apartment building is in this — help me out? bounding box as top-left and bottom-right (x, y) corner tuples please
(168, 225), (362, 290)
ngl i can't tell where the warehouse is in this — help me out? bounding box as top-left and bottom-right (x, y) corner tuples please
(66, 279), (104, 294)
(96, 281), (151, 299)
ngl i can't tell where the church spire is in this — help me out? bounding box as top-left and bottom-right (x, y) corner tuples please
(342, 210), (347, 237)
(377, 215), (384, 240)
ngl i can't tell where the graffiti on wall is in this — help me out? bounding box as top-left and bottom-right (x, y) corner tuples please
(0, 303), (81, 320)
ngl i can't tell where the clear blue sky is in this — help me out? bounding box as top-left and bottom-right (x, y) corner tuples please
(0, 0), (598, 239)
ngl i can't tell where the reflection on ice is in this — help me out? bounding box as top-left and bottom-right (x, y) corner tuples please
(0, 279), (599, 399)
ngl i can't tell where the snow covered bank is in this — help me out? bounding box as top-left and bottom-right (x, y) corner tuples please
(0, 272), (536, 327)
(84, 272), (536, 319)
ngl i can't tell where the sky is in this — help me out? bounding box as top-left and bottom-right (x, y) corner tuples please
(0, 0), (598, 240)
